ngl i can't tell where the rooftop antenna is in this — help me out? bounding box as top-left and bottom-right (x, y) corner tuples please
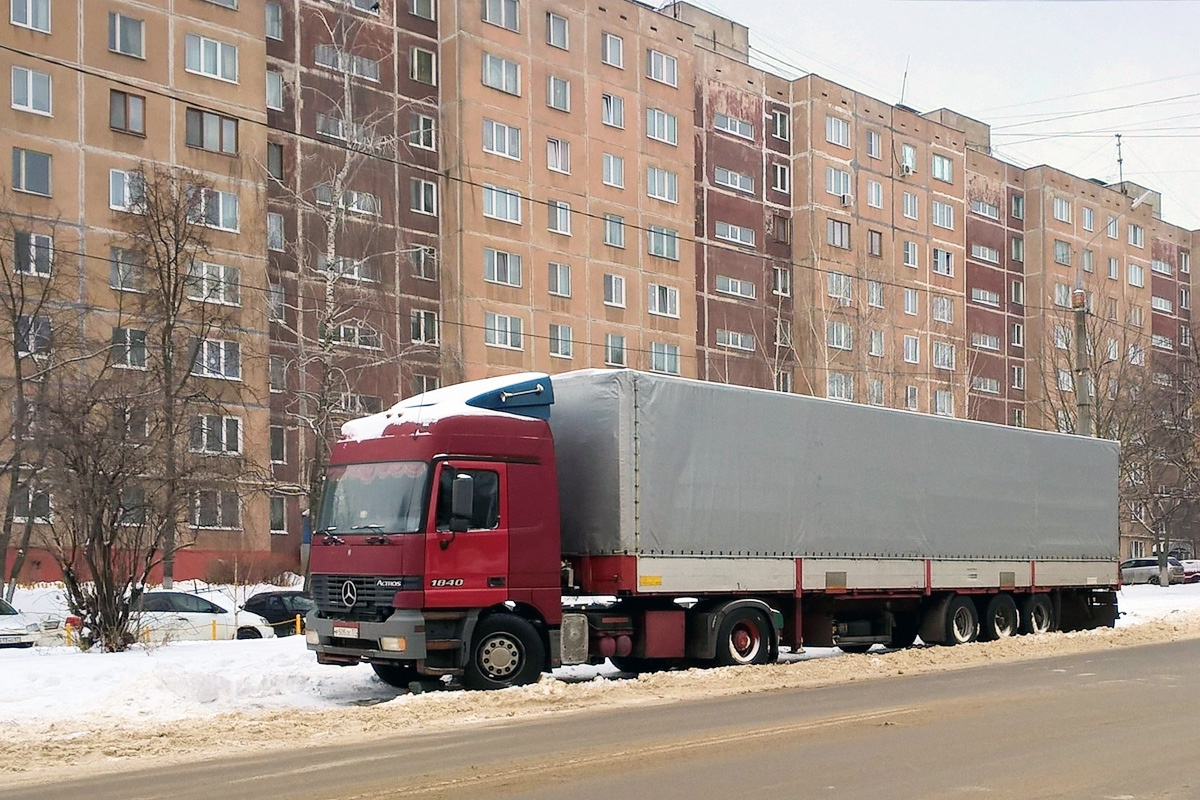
(898, 55), (910, 106)
(1115, 133), (1125, 191)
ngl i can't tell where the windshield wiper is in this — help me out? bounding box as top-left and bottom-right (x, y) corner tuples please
(319, 526), (345, 545)
(351, 524), (383, 530)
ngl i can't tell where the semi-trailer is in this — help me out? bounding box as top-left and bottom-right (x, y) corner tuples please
(306, 369), (1119, 689)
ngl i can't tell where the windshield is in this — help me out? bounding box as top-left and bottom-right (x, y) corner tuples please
(319, 461), (430, 534)
(0, 599), (15, 615)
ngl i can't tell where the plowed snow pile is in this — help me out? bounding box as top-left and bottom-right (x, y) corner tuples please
(2, 583), (1200, 784)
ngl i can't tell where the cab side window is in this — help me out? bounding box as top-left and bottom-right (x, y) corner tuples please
(435, 468), (500, 530)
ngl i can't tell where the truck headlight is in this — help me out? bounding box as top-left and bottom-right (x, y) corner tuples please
(379, 636), (407, 651)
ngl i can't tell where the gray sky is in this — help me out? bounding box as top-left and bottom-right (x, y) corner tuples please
(699, 0), (1200, 231)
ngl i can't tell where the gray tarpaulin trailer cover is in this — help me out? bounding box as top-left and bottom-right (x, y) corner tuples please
(548, 369), (1119, 561)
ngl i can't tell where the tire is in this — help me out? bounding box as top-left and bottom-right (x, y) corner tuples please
(609, 656), (658, 674)
(1020, 594), (1055, 635)
(1148, 574), (1160, 585)
(463, 613), (545, 690)
(889, 612), (921, 649)
(837, 643), (873, 654)
(372, 662), (422, 688)
(979, 594), (1019, 641)
(943, 596), (979, 646)
(714, 608), (772, 666)
(235, 627), (262, 640)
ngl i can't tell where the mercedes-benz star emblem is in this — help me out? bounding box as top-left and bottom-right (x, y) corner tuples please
(341, 580), (358, 607)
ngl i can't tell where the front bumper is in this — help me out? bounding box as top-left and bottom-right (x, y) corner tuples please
(306, 609), (428, 663)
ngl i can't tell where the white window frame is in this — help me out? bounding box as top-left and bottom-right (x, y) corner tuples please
(605, 333), (626, 366)
(601, 32), (623, 68)
(548, 261), (571, 297)
(410, 178), (437, 216)
(646, 108), (678, 145)
(482, 184), (522, 223)
(715, 166), (754, 194)
(602, 153), (624, 188)
(866, 180), (882, 209)
(932, 200), (954, 230)
(715, 221), (754, 247)
(549, 323), (573, 358)
(547, 74), (570, 111)
(185, 33), (238, 83)
(648, 283), (679, 318)
(192, 338), (241, 380)
(482, 53), (520, 95)
(772, 164), (790, 194)
(546, 137), (570, 174)
(647, 225), (679, 261)
(603, 215), (625, 248)
(646, 49), (678, 87)
(603, 273), (625, 307)
(714, 112), (753, 139)
(716, 275), (756, 300)
(825, 115), (850, 148)
(546, 11), (568, 49)
(931, 153), (953, 183)
(646, 166), (678, 203)
(484, 311), (524, 350)
(10, 0), (49, 33)
(601, 92), (625, 128)
(482, 0), (519, 31)
(773, 110), (790, 142)
(11, 65), (50, 115)
(649, 342), (680, 375)
(109, 12), (145, 59)
(109, 169), (145, 212)
(483, 247), (522, 287)
(547, 200), (571, 235)
(483, 119), (521, 160)
(187, 260), (241, 306)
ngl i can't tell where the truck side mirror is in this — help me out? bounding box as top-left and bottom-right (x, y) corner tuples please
(449, 473), (474, 533)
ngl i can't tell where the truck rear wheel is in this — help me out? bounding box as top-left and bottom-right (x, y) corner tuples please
(980, 594), (1019, 641)
(463, 613), (545, 690)
(1020, 595), (1055, 635)
(372, 662), (421, 689)
(943, 596), (979, 645)
(714, 608), (772, 666)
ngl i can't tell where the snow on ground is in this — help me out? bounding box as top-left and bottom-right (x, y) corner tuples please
(3, 583), (1200, 782)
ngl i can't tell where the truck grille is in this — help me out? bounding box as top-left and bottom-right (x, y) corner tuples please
(312, 574), (419, 622)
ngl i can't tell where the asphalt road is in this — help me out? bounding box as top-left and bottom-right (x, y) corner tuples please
(13, 639), (1200, 800)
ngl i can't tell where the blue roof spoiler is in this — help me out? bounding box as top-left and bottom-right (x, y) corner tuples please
(465, 374), (555, 419)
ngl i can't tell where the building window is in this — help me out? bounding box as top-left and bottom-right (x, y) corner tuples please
(647, 225), (679, 260)
(265, 2), (283, 39)
(482, 0), (519, 31)
(932, 342), (956, 371)
(546, 11), (568, 48)
(902, 192), (918, 220)
(409, 47), (436, 84)
(933, 295), (954, 323)
(187, 187), (239, 232)
(776, 371), (793, 393)
(1181, 287), (1191, 310)
(108, 89), (146, 135)
(714, 112), (753, 139)
(110, 327), (147, 368)
(648, 284), (679, 318)
(13, 486), (51, 524)
(187, 261), (240, 306)
(1181, 252), (1190, 274)
(547, 200), (571, 234)
(191, 414), (241, 455)
(482, 53), (520, 94)
(410, 245), (437, 280)
(109, 12), (145, 58)
(13, 147), (50, 196)
(1107, 257), (1119, 280)
(1128, 263), (1144, 288)
(186, 108), (238, 154)
(332, 322), (381, 350)
(826, 320), (852, 351)
(605, 333), (626, 366)
(603, 273), (625, 307)
(16, 314), (49, 356)
(932, 200), (954, 230)
(549, 323), (573, 358)
(934, 390), (954, 417)
(904, 288), (918, 316)
(266, 71), (284, 110)
(411, 309), (438, 344)
(932, 248), (954, 276)
(773, 267), (791, 297)
(905, 385), (919, 410)
(1053, 197), (1071, 223)
(716, 221), (754, 247)
(899, 334), (918, 364)
(867, 230), (882, 257)
(267, 283), (285, 320)
(1011, 194), (1024, 219)
(971, 332), (1000, 351)
(867, 329), (883, 357)
(901, 144), (916, 171)
(266, 142), (284, 180)
(1012, 365), (1025, 389)
(1151, 259), (1172, 276)
(410, 178), (437, 215)
(546, 74), (570, 111)
(1053, 282), (1071, 307)
(483, 118), (521, 159)
(647, 49), (677, 86)
(1152, 334), (1174, 352)
(191, 338), (241, 379)
(1106, 216), (1118, 239)
(109, 169), (145, 211)
(1128, 223), (1144, 248)
(546, 137), (570, 174)
(1011, 323), (1025, 347)
(484, 247), (522, 287)
(603, 215), (625, 248)
(773, 110), (790, 141)
(1129, 306), (1144, 328)
(646, 108), (678, 145)
(267, 212), (284, 251)
(602, 153), (624, 187)
(412, 374), (440, 396)
(269, 496), (287, 535)
(192, 490), (240, 529)
(1053, 240), (1071, 265)
(1057, 368), (1073, 392)
(484, 312), (523, 349)
(408, 113), (436, 150)
(773, 215), (790, 243)
(13, 231), (51, 276)
(715, 166), (754, 194)
(12, 66), (51, 115)
(825, 167), (851, 198)
(601, 93), (624, 128)
(185, 34), (237, 82)
(827, 372), (853, 401)
(866, 180), (882, 208)
(972, 377), (1000, 395)
(649, 342), (680, 375)
(825, 115), (850, 147)
(827, 271), (852, 305)
(970, 287), (1000, 307)
(970, 199), (999, 219)
(826, 218), (850, 249)
(482, 184), (521, 223)
(716, 275), (755, 299)
(971, 243), (999, 263)
(1082, 206), (1094, 232)
(903, 241), (918, 268)
(867, 129), (882, 159)
(548, 261), (570, 297)
(269, 355), (285, 392)
(109, 247), (144, 291)
(772, 164), (791, 194)
(931, 154), (953, 183)
(1151, 295), (1174, 314)
(11, 0), (49, 32)
(865, 279), (883, 308)
(601, 32), (623, 67)
(716, 329), (755, 352)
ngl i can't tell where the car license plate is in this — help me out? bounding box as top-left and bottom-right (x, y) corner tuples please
(333, 623), (359, 638)
(0, 635), (21, 644)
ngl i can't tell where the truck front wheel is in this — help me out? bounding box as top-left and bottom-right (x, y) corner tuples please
(463, 613), (545, 690)
(372, 662), (421, 689)
(714, 608), (772, 666)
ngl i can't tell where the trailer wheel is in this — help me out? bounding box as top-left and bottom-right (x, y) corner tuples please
(372, 662), (421, 689)
(714, 608), (772, 666)
(980, 594), (1019, 641)
(1020, 595), (1056, 635)
(463, 613), (545, 690)
(943, 596), (979, 645)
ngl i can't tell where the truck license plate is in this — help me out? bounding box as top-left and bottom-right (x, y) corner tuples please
(0, 635), (21, 644)
(333, 623), (359, 638)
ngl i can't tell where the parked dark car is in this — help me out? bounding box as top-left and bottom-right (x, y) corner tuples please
(241, 591), (314, 636)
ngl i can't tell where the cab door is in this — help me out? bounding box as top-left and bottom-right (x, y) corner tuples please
(424, 461), (510, 608)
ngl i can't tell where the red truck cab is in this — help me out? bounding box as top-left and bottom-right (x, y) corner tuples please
(306, 374), (563, 689)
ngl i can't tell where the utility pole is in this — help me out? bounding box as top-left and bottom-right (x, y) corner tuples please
(1072, 277), (1093, 437)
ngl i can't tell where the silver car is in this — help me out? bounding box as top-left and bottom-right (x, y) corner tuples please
(1120, 557), (1184, 585)
(0, 598), (40, 648)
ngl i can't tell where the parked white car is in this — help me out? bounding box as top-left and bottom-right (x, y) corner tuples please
(0, 598), (41, 648)
(132, 591), (275, 643)
(1119, 557), (1184, 585)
